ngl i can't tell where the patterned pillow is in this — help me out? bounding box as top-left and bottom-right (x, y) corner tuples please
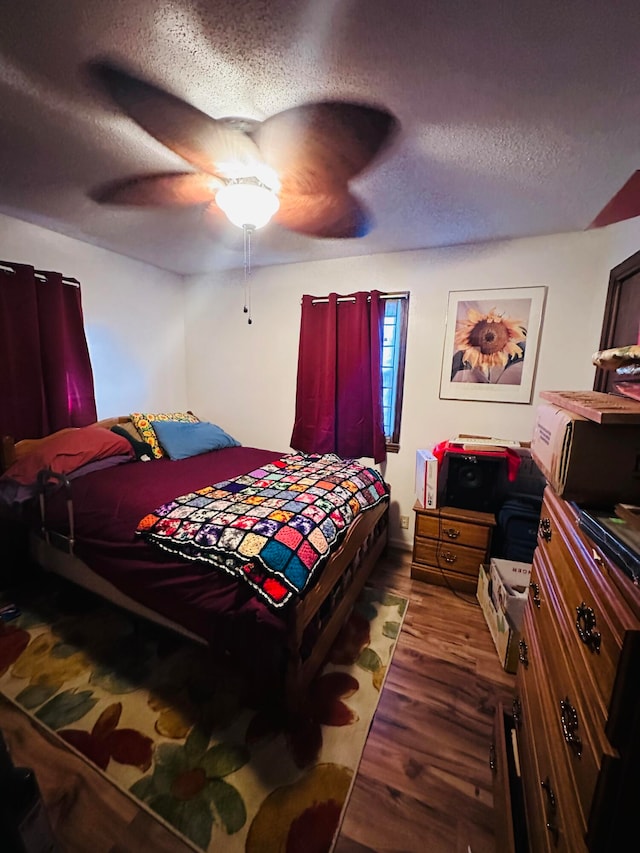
(129, 412), (199, 458)
(117, 420), (146, 444)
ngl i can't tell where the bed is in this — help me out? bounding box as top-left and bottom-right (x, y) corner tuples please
(0, 415), (389, 712)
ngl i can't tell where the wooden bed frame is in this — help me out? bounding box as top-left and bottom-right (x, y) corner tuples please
(1, 420), (389, 712)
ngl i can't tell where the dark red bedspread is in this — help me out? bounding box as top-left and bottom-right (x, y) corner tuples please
(42, 447), (289, 661)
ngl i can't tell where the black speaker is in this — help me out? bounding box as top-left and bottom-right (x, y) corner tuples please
(441, 452), (506, 513)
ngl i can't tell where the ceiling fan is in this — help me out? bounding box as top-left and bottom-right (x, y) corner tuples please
(88, 60), (399, 240)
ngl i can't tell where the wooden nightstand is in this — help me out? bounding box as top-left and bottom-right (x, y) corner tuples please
(411, 502), (495, 593)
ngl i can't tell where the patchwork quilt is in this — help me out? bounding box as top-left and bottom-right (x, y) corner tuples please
(136, 453), (389, 608)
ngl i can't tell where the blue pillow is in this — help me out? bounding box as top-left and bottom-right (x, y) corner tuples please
(153, 420), (240, 460)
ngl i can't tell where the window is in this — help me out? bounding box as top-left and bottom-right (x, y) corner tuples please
(381, 293), (409, 452)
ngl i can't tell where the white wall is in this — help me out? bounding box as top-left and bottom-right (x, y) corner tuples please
(3, 209), (636, 549)
(602, 218), (640, 272)
(0, 213), (189, 417)
(185, 227), (617, 548)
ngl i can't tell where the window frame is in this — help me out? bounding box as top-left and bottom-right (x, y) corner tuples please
(381, 292), (409, 453)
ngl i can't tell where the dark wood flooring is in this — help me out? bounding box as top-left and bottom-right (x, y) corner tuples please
(336, 549), (516, 853)
(0, 548), (515, 852)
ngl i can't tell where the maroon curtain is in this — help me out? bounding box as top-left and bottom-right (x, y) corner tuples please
(290, 290), (386, 463)
(0, 262), (97, 441)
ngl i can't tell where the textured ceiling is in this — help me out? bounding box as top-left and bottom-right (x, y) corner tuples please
(1, 0), (639, 275)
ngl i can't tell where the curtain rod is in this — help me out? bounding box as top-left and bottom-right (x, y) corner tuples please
(309, 291), (409, 305)
(0, 261), (80, 287)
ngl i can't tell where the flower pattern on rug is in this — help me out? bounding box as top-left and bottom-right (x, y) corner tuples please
(0, 580), (407, 852)
(130, 725), (249, 847)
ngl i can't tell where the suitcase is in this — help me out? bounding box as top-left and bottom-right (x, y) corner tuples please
(492, 495), (542, 564)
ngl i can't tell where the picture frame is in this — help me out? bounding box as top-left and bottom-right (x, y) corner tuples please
(439, 286), (547, 403)
(593, 248), (640, 397)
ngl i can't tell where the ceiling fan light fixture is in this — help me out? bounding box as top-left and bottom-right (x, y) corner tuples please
(215, 177), (280, 230)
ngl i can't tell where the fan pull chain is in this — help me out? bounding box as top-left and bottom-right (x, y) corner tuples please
(243, 224), (253, 325)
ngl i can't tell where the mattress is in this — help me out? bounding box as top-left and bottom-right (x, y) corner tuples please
(40, 445), (288, 656)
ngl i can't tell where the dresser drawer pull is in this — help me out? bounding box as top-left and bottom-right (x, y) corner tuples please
(512, 697), (522, 728)
(529, 581), (541, 608)
(441, 550), (457, 564)
(576, 602), (601, 653)
(489, 743), (496, 772)
(518, 638), (529, 666)
(540, 777), (559, 843)
(539, 517), (552, 541)
(559, 697), (582, 757)
(443, 526), (460, 539)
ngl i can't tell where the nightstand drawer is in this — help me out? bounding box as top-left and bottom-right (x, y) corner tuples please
(415, 511), (493, 551)
(414, 538), (486, 577)
(412, 503), (495, 592)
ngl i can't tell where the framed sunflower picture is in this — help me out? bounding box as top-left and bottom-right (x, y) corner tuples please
(439, 285), (547, 403)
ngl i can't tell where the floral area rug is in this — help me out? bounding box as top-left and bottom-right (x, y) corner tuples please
(0, 575), (407, 852)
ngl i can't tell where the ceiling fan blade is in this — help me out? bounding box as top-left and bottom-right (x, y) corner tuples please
(92, 172), (222, 206)
(588, 171), (640, 229)
(254, 101), (399, 195)
(89, 60), (265, 179)
(275, 190), (371, 238)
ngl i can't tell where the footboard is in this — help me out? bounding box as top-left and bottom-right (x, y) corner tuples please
(284, 499), (389, 711)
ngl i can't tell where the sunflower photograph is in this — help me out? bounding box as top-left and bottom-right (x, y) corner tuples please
(439, 286), (547, 404)
(452, 301), (528, 385)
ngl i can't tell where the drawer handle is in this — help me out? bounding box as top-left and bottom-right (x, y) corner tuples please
(529, 580), (541, 608)
(539, 517), (552, 542)
(441, 550), (457, 564)
(576, 602), (601, 653)
(540, 777), (559, 843)
(489, 743), (496, 772)
(512, 697), (522, 728)
(559, 697), (582, 758)
(518, 638), (529, 666)
(443, 526), (460, 539)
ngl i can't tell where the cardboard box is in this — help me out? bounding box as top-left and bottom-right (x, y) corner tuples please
(531, 402), (640, 504)
(489, 558), (531, 630)
(477, 563), (521, 673)
(415, 448), (438, 509)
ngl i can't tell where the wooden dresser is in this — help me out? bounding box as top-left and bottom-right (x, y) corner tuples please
(494, 486), (640, 851)
(411, 502), (495, 594)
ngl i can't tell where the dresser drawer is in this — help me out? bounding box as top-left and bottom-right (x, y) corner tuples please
(413, 537), (485, 577)
(526, 553), (619, 829)
(491, 704), (527, 853)
(515, 485), (640, 853)
(415, 511), (492, 551)
(517, 608), (587, 852)
(537, 489), (638, 735)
